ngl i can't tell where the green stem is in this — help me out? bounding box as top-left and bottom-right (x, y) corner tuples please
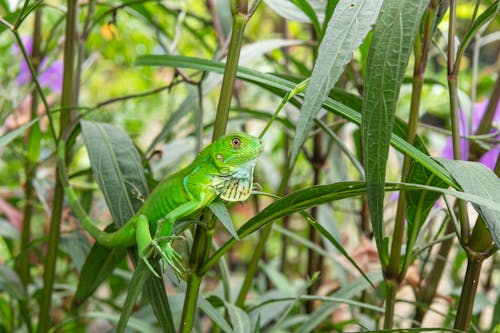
(453, 155), (499, 330)
(454, 254), (484, 331)
(181, 1), (252, 328)
(17, 10), (43, 333)
(447, 0), (470, 243)
(18, 7), (42, 290)
(211, 10), (248, 140)
(11, 31), (57, 142)
(470, 67), (500, 158)
(383, 280), (397, 329)
(306, 131), (326, 313)
(235, 223), (272, 307)
(180, 214), (215, 333)
(37, 0), (78, 331)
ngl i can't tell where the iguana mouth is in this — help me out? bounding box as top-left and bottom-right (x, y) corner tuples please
(212, 160), (256, 202)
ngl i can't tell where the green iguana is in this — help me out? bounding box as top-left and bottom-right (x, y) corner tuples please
(58, 131), (263, 276)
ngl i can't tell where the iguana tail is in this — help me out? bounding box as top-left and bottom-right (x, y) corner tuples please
(57, 135), (136, 248)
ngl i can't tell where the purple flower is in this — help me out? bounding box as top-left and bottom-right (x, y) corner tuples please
(441, 99), (500, 170)
(14, 36), (63, 94)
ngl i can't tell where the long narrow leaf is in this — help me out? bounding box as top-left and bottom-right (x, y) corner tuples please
(135, 55), (456, 188)
(201, 180), (500, 274)
(117, 261), (151, 333)
(290, 0), (383, 164)
(361, 0), (428, 256)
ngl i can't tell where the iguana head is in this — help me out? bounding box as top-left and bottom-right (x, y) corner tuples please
(210, 132), (263, 202)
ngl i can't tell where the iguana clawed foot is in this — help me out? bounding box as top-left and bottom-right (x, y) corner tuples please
(140, 238), (185, 279)
(154, 239), (185, 278)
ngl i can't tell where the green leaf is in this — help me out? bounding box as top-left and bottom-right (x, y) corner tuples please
(60, 232), (91, 272)
(0, 118), (38, 148)
(290, 0), (321, 34)
(209, 201), (239, 240)
(141, 39), (304, 153)
(0, 264), (26, 301)
(436, 159), (500, 249)
(263, 0), (326, 24)
(214, 0), (232, 39)
(361, 0), (428, 257)
(81, 120), (149, 227)
(224, 301), (252, 333)
(136, 55), (455, 188)
(197, 294), (233, 332)
(290, 0), (383, 165)
(455, 1), (500, 69)
(404, 162), (448, 267)
(142, 277), (175, 333)
(117, 261), (152, 333)
(202, 180), (500, 274)
(296, 271), (384, 333)
(80, 121), (174, 332)
(72, 225), (127, 309)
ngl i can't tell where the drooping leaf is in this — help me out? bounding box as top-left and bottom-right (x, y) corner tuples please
(60, 232), (91, 273)
(224, 300), (252, 333)
(201, 181), (500, 274)
(290, 0), (383, 165)
(72, 225), (127, 309)
(0, 265), (26, 301)
(0, 118), (38, 148)
(436, 159), (500, 249)
(117, 261), (152, 333)
(80, 121), (174, 331)
(361, 0), (428, 259)
(142, 277), (175, 332)
(209, 201), (239, 240)
(404, 162), (448, 265)
(81, 120), (149, 227)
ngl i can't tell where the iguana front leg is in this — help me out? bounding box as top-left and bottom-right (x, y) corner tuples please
(137, 199), (207, 278)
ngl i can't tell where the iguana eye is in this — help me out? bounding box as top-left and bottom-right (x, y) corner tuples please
(231, 137), (241, 147)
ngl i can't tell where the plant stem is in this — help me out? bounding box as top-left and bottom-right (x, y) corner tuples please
(470, 66), (500, 159)
(447, 0), (470, 243)
(454, 253), (485, 331)
(180, 216), (214, 333)
(16, 9), (43, 333)
(212, 9), (248, 140)
(37, 0), (78, 331)
(383, 280), (397, 329)
(306, 131), (326, 313)
(18, 7), (42, 291)
(181, 1), (251, 330)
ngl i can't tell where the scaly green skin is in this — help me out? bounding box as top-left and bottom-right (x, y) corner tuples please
(58, 131), (263, 275)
